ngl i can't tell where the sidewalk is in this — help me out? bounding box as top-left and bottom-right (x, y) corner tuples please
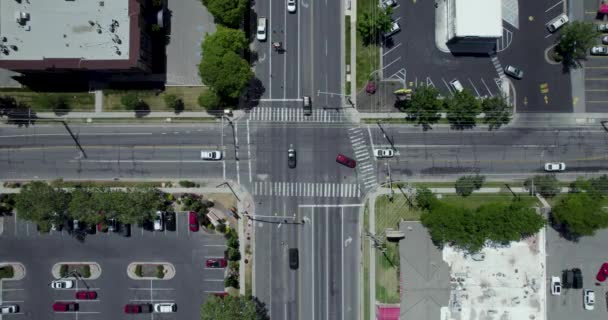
(32, 110), (245, 119)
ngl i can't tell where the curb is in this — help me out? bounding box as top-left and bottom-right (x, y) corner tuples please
(126, 262), (176, 280)
(51, 262), (102, 280)
(0, 262), (26, 281)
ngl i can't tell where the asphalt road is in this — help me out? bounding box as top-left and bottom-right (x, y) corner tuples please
(0, 212), (226, 320)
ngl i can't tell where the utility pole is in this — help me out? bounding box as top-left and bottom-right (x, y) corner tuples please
(504, 183), (520, 200)
(223, 116), (238, 161)
(386, 160), (394, 202)
(376, 121), (396, 150)
(216, 182), (240, 202)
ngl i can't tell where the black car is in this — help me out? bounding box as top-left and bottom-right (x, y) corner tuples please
(289, 248), (299, 270)
(562, 269), (574, 289)
(85, 223), (96, 235)
(288, 149), (296, 169)
(108, 218), (119, 233)
(165, 212), (176, 231)
(120, 223), (131, 237)
(573, 268), (583, 289)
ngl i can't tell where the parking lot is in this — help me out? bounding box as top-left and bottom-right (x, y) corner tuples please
(377, 0), (572, 113)
(546, 226), (608, 319)
(0, 212), (226, 319)
(583, 0), (608, 112)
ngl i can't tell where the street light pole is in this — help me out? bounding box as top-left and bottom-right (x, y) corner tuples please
(376, 121), (396, 150)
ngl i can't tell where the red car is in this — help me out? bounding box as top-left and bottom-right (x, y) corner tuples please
(53, 302), (78, 312)
(336, 154), (356, 168)
(206, 258), (227, 268)
(213, 292), (228, 298)
(75, 291), (97, 300)
(189, 211), (199, 232)
(97, 212), (107, 232)
(597, 262), (608, 282)
(124, 304), (153, 314)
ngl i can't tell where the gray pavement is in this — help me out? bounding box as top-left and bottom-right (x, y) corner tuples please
(0, 212), (226, 320)
(165, 0), (214, 85)
(582, 0), (608, 113)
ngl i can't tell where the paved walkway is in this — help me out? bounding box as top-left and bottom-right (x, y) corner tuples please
(94, 90), (103, 113)
(33, 110), (244, 119)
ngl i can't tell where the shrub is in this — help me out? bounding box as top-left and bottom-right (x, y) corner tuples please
(198, 90), (222, 110)
(216, 222), (226, 233)
(135, 265), (143, 277)
(59, 265), (69, 278)
(228, 247), (241, 261)
(0, 266), (14, 279)
(455, 175), (485, 197)
(82, 265), (91, 278)
(179, 180), (196, 188)
(224, 274), (239, 289)
(156, 265), (165, 279)
(164, 94), (184, 113)
(120, 93), (140, 110)
(229, 260), (239, 273)
(227, 236), (239, 249)
(524, 175), (560, 198)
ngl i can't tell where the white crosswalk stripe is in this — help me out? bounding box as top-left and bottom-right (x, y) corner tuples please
(347, 126), (379, 191)
(252, 181), (360, 198)
(248, 107), (349, 123)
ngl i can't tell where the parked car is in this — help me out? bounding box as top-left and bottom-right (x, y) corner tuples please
(547, 13), (569, 32)
(287, 0), (296, 12)
(289, 248), (299, 270)
(598, 23), (608, 32)
(504, 65), (524, 79)
(124, 304), (152, 314)
(383, 21), (401, 39)
(51, 280), (74, 289)
(153, 303), (177, 313)
(602, 35), (608, 44)
(551, 276), (562, 295)
(206, 258), (227, 268)
(596, 262), (608, 282)
(336, 154), (356, 168)
(584, 289), (595, 310)
(97, 212), (108, 232)
(0, 305), (18, 314)
(450, 79), (464, 93)
(108, 218), (118, 232)
(380, 0), (397, 9)
(256, 17), (267, 41)
(573, 268), (583, 289)
(73, 219), (81, 231)
(75, 291), (97, 300)
(189, 212), (199, 232)
(563, 269), (574, 289)
(201, 150), (223, 160)
(591, 46), (608, 55)
(213, 292), (228, 298)
(154, 211), (164, 231)
(544, 162), (565, 172)
(120, 223), (131, 237)
(52, 302), (78, 312)
(85, 223), (96, 234)
(165, 211), (176, 231)
(288, 148), (297, 168)
(374, 148), (394, 158)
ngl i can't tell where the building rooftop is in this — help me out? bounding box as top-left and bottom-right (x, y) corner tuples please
(0, 0), (130, 61)
(454, 0), (502, 38)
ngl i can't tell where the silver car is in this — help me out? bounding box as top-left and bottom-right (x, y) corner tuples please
(380, 0), (397, 9)
(200, 150), (222, 160)
(383, 21), (401, 39)
(374, 148), (394, 158)
(591, 46), (608, 55)
(598, 23), (608, 32)
(544, 162), (565, 172)
(0, 305), (18, 314)
(504, 65), (524, 79)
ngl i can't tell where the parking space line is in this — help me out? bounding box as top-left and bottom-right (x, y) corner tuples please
(468, 78), (481, 97)
(441, 78), (454, 95)
(176, 213), (179, 236)
(13, 212), (17, 236)
(545, 0), (563, 12)
(382, 43), (402, 56)
(203, 279), (224, 282)
(382, 57), (401, 70)
(129, 287), (174, 290)
(480, 78), (494, 97)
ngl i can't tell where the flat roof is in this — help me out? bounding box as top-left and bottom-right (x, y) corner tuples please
(454, 0), (502, 38)
(0, 0), (130, 61)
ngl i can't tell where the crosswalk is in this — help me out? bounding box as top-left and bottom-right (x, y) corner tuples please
(248, 107), (349, 123)
(253, 181), (361, 198)
(348, 127), (378, 191)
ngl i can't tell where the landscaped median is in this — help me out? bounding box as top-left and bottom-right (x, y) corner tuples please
(52, 262), (101, 280)
(0, 263), (26, 281)
(127, 262), (176, 280)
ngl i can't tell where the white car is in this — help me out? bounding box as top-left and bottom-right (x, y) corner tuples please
(0, 305), (18, 314)
(383, 21), (401, 38)
(598, 23), (608, 32)
(591, 46), (608, 55)
(256, 17), (267, 41)
(583, 289), (595, 310)
(380, 0), (397, 9)
(544, 162), (565, 172)
(450, 79), (464, 93)
(374, 149), (394, 158)
(153, 303), (176, 313)
(201, 150), (222, 160)
(504, 65), (524, 79)
(51, 280), (74, 289)
(287, 0), (296, 12)
(551, 276), (561, 296)
(547, 13), (569, 33)
(154, 211), (164, 231)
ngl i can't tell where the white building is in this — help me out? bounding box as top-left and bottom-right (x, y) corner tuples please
(447, 0), (502, 53)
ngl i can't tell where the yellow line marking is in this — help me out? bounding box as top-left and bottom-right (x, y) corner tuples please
(585, 89), (608, 91)
(586, 101), (608, 103)
(573, 97), (579, 105)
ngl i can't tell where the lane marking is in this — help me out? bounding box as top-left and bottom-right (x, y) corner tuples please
(545, 0), (563, 12)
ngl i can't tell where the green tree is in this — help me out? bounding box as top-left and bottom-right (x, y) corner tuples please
(199, 52), (252, 99)
(201, 26), (248, 57)
(228, 247), (241, 261)
(445, 90), (480, 130)
(524, 175), (560, 198)
(477, 200), (545, 244)
(15, 181), (69, 228)
(198, 89), (222, 110)
(164, 94), (184, 114)
(415, 187), (438, 211)
(203, 0), (247, 29)
(34, 94), (71, 115)
(455, 175), (485, 197)
(120, 93), (147, 111)
(398, 85), (441, 130)
(421, 203), (486, 252)
(68, 188), (99, 225)
(356, 7), (393, 45)
(481, 95), (511, 130)
(201, 295), (267, 320)
(552, 193), (608, 238)
(555, 21), (598, 69)
(588, 174), (608, 196)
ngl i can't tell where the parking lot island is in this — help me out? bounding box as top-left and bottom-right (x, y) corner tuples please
(127, 262), (176, 280)
(51, 262), (101, 280)
(0, 262), (25, 281)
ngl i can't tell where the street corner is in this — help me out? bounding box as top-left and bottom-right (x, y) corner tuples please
(356, 79), (403, 113)
(0, 262), (25, 281)
(127, 262), (176, 280)
(52, 262), (102, 280)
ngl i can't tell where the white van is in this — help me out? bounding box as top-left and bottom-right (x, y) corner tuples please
(547, 14), (569, 33)
(449, 79), (464, 93)
(257, 17), (267, 41)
